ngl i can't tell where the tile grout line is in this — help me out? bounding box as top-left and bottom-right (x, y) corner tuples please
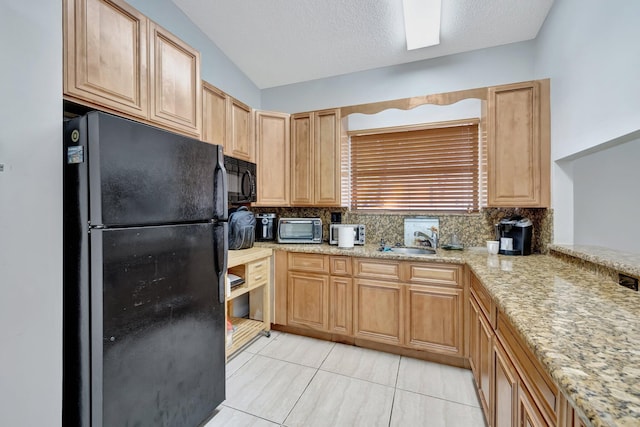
(388, 355), (404, 427)
(279, 341), (337, 426)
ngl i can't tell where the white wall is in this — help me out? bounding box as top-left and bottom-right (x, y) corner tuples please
(0, 1), (62, 426)
(573, 136), (640, 252)
(128, 0), (261, 107)
(262, 41), (536, 113)
(534, 0), (640, 248)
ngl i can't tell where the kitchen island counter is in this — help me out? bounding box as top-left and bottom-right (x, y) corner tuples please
(255, 242), (640, 427)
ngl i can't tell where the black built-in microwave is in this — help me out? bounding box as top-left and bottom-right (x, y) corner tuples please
(224, 155), (256, 204)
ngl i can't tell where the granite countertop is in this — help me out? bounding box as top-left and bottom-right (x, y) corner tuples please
(550, 244), (640, 278)
(253, 242), (640, 427)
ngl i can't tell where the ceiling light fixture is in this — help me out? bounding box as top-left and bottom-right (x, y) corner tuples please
(402, 0), (442, 50)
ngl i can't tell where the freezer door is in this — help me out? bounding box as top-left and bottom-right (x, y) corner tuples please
(90, 223), (225, 427)
(79, 111), (224, 226)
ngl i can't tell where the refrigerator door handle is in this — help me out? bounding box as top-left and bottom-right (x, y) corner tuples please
(215, 222), (229, 304)
(214, 145), (229, 222)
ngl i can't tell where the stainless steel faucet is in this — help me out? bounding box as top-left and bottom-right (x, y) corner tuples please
(414, 231), (437, 248)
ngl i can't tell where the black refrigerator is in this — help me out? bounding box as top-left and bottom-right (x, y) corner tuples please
(63, 111), (228, 427)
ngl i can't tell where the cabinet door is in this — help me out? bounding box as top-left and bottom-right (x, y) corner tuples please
(202, 82), (228, 148)
(353, 279), (402, 345)
(64, 0), (148, 119)
(329, 276), (352, 335)
(487, 81), (549, 207)
(404, 284), (464, 356)
(228, 98), (254, 161)
(290, 113), (314, 205)
(518, 384), (550, 427)
(149, 22), (201, 137)
(287, 271), (329, 331)
(469, 295), (494, 422)
(494, 339), (518, 427)
(255, 111), (290, 206)
(314, 109), (341, 206)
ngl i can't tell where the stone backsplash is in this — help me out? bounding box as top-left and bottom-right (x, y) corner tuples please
(251, 207), (553, 253)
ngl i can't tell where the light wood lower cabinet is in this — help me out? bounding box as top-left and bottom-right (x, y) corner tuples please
(469, 294), (494, 422)
(353, 278), (403, 345)
(329, 275), (352, 335)
(404, 284), (463, 355)
(287, 271), (329, 331)
(469, 271), (587, 427)
(494, 338), (518, 427)
(275, 252), (464, 358)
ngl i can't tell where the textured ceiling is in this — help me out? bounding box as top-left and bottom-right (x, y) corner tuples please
(171, 0), (554, 89)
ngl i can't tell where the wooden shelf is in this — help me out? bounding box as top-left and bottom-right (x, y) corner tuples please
(227, 317), (268, 355)
(226, 247), (273, 358)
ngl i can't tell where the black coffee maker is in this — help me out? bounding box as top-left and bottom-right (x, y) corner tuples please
(255, 213), (276, 241)
(494, 216), (533, 256)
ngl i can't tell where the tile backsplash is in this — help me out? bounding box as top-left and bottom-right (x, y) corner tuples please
(251, 207), (553, 253)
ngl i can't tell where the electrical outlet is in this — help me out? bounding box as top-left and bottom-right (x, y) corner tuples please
(618, 273), (639, 291)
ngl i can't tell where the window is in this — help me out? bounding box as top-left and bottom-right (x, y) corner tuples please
(348, 120), (482, 212)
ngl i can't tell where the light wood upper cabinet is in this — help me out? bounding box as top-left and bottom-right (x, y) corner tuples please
(228, 98), (254, 162)
(202, 81), (228, 148)
(314, 110), (342, 205)
(64, 0), (202, 138)
(290, 114), (314, 205)
(255, 111), (290, 206)
(149, 22), (201, 137)
(64, 0), (148, 119)
(291, 109), (342, 206)
(486, 80), (550, 207)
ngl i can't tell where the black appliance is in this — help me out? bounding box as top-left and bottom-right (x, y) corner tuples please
(224, 155), (256, 204)
(495, 216), (533, 256)
(63, 111), (228, 427)
(255, 213), (276, 241)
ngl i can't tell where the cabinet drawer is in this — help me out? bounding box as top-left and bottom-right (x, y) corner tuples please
(330, 256), (352, 276)
(471, 273), (496, 328)
(288, 252), (329, 273)
(403, 263), (462, 287)
(354, 258), (401, 281)
(247, 258), (269, 287)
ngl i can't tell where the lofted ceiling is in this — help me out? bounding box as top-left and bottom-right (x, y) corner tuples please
(171, 0), (555, 89)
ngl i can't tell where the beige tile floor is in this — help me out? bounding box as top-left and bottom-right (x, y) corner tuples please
(205, 331), (486, 427)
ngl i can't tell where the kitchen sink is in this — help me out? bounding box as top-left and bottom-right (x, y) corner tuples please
(389, 247), (436, 255)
